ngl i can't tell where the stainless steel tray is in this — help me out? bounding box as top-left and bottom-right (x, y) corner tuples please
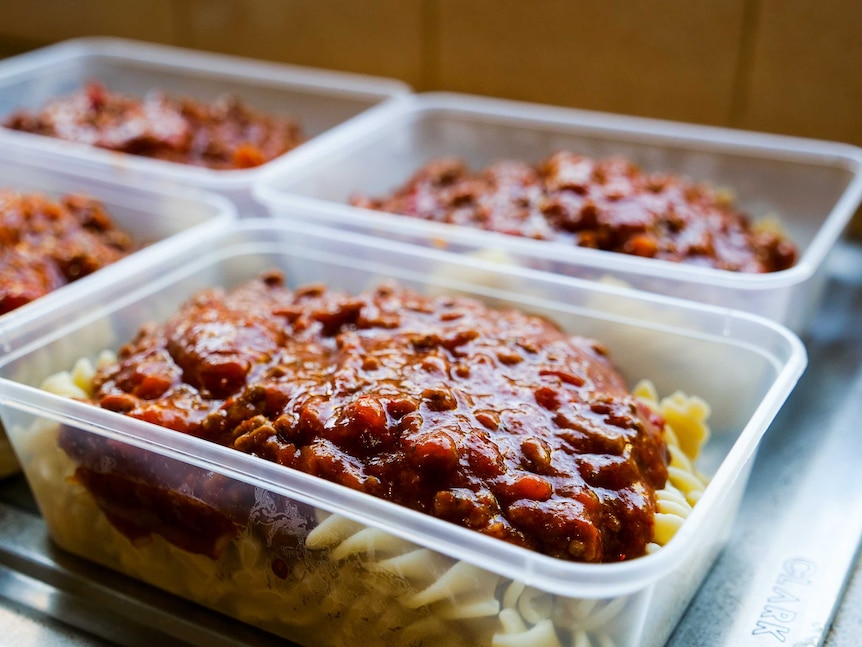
(2, 239), (861, 647)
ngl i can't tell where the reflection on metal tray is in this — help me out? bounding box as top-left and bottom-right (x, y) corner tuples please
(1, 240), (861, 647)
(669, 239), (862, 647)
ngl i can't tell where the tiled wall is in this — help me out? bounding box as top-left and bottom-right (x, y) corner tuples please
(0, 0), (860, 232)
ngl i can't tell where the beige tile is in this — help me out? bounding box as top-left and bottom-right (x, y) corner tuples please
(738, 0), (862, 147)
(175, 0), (424, 87)
(433, 1), (747, 126)
(0, 0), (177, 45)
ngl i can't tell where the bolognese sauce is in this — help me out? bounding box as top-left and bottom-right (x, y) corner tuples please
(3, 82), (304, 170)
(64, 271), (671, 563)
(0, 192), (134, 316)
(350, 151), (797, 272)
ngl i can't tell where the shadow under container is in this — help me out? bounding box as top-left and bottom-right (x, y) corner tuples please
(0, 37), (410, 217)
(256, 92), (862, 332)
(0, 154), (236, 478)
(0, 219), (806, 647)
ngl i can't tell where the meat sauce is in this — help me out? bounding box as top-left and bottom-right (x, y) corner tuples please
(63, 272), (670, 564)
(350, 152), (798, 273)
(3, 82), (304, 170)
(0, 192), (134, 316)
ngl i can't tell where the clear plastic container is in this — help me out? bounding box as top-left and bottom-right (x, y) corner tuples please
(256, 92), (862, 332)
(0, 219), (805, 647)
(0, 37), (410, 216)
(0, 152), (236, 478)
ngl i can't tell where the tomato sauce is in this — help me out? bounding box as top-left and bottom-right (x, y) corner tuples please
(0, 192), (134, 316)
(66, 272), (669, 563)
(4, 82), (304, 170)
(350, 152), (798, 272)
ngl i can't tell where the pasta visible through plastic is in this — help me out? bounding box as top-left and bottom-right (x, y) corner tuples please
(33, 357), (712, 647)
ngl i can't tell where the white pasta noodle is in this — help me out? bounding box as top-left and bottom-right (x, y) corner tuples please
(436, 595), (501, 620)
(39, 371), (89, 400)
(372, 548), (452, 581)
(38, 352), (115, 400)
(493, 611), (564, 647)
(497, 608), (529, 635)
(330, 525), (415, 561)
(427, 247), (522, 300)
(502, 580), (526, 610)
(31, 357), (713, 647)
(634, 379), (710, 525)
(402, 561), (501, 609)
(517, 586), (554, 624)
(635, 380), (710, 463)
(565, 595), (628, 632)
(305, 512), (365, 550)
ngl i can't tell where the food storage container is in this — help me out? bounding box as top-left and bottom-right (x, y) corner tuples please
(255, 92), (862, 332)
(0, 151), (236, 478)
(0, 219), (806, 647)
(0, 37), (410, 216)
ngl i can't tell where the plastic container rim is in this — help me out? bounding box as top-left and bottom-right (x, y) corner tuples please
(0, 37), (412, 187)
(0, 156), (238, 339)
(255, 91), (862, 291)
(0, 219), (808, 598)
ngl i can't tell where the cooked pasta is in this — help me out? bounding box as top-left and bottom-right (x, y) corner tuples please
(26, 354), (712, 647)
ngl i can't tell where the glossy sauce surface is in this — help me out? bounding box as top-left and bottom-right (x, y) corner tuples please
(81, 272), (669, 563)
(350, 151), (798, 272)
(0, 192), (134, 315)
(4, 82), (304, 170)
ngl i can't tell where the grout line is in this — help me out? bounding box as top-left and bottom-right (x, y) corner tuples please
(419, 0), (440, 91)
(730, 0), (763, 128)
(169, 0), (187, 47)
